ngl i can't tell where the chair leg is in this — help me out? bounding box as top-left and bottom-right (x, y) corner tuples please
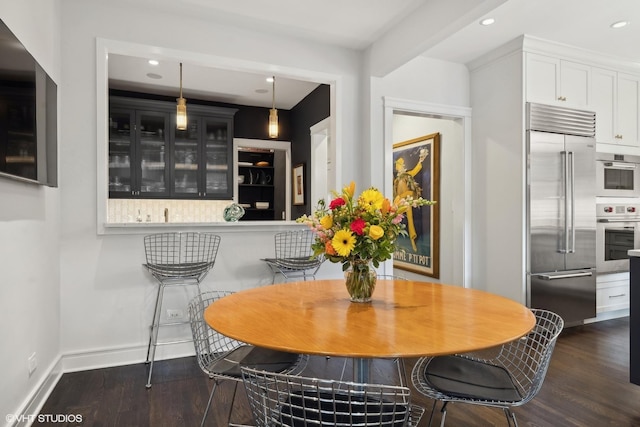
(146, 283), (165, 388)
(145, 283), (163, 363)
(426, 400), (438, 427)
(504, 408), (518, 427)
(439, 401), (449, 427)
(396, 357), (407, 387)
(201, 380), (218, 427)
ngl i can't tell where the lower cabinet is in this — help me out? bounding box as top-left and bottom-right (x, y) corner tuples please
(596, 273), (630, 313)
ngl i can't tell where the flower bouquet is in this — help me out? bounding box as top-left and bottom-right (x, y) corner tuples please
(297, 182), (434, 301)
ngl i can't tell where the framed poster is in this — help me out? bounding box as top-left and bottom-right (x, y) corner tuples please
(392, 133), (440, 277)
(292, 163), (305, 205)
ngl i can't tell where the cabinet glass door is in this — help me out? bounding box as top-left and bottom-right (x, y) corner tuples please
(138, 111), (168, 196)
(203, 118), (230, 196)
(109, 109), (134, 195)
(174, 120), (199, 196)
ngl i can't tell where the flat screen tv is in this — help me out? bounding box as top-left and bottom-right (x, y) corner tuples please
(0, 18), (57, 186)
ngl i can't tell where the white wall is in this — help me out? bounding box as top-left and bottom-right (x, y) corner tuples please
(0, 1), (62, 423)
(470, 51), (527, 303)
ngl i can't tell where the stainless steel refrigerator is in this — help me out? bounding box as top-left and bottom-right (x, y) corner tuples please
(527, 103), (596, 325)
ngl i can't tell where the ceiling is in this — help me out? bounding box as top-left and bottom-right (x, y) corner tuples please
(109, 0), (640, 109)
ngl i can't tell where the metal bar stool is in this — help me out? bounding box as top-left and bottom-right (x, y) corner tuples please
(262, 230), (323, 283)
(143, 232), (221, 388)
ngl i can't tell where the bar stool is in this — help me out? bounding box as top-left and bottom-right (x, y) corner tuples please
(143, 232), (221, 388)
(262, 230), (323, 283)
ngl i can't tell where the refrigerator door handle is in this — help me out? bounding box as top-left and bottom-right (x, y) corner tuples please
(569, 151), (576, 253)
(560, 151), (569, 254)
(534, 271), (593, 280)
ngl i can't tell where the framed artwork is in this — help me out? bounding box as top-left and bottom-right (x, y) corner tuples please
(392, 133), (440, 278)
(292, 163), (305, 205)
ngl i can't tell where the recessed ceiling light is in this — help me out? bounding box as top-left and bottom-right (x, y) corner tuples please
(266, 77), (274, 83)
(148, 59), (159, 66)
(480, 18), (495, 26)
(146, 73), (162, 80)
(610, 20), (629, 29)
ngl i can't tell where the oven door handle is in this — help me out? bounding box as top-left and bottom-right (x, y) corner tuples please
(534, 271), (593, 280)
(597, 218), (640, 223)
(603, 162), (636, 169)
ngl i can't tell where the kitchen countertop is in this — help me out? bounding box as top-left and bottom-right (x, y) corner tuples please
(629, 250), (640, 257)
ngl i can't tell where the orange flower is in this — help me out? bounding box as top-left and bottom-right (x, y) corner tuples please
(344, 181), (356, 198)
(325, 240), (337, 256)
(381, 198), (391, 215)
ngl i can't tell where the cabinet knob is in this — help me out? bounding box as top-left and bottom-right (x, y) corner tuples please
(557, 96), (567, 101)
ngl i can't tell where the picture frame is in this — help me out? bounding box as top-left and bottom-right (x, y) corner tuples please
(392, 133), (440, 278)
(292, 163), (305, 205)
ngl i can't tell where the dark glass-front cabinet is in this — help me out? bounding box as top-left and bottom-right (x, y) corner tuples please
(109, 96), (236, 199)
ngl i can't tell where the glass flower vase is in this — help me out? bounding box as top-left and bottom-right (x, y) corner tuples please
(345, 259), (377, 303)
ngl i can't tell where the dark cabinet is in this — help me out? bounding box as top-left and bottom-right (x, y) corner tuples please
(109, 96), (236, 199)
(237, 150), (276, 220)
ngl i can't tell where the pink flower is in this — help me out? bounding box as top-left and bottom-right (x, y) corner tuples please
(392, 214), (404, 224)
(329, 197), (346, 209)
(350, 218), (366, 235)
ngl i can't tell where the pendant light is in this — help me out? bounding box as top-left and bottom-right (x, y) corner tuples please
(176, 62), (187, 130)
(268, 76), (279, 138)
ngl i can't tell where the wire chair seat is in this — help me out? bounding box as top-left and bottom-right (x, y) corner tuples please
(263, 230), (324, 283)
(411, 309), (564, 426)
(189, 291), (308, 427)
(144, 261), (215, 280)
(241, 366), (425, 427)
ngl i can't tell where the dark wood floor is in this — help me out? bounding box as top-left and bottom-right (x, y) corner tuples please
(36, 317), (640, 426)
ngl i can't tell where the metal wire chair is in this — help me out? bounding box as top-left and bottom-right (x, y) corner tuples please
(263, 230), (324, 283)
(143, 232), (221, 388)
(411, 309), (564, 427)
(189, 291), (308, 427)
(241, 366), (425, 426)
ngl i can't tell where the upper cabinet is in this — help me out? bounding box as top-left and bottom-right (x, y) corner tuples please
(109, 96), (236, 199)
(591, 68), (640, 148)
(526, 53), (590, 109)
(525, 50), (640, 151)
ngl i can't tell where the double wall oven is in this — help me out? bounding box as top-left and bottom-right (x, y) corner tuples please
(596, 203), (640, 273)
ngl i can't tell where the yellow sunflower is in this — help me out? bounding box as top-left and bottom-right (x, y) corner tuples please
(359, 188), (384, 212)
(332, 229), (356, 257)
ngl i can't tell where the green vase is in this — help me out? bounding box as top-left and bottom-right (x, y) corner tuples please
(345, 259), (377, 302)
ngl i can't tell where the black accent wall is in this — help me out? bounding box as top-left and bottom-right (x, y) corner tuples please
(290, 84), (330, 218)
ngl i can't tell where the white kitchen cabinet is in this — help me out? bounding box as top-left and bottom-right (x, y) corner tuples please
(526, 53), (590, 108)
(596, 274), (630, 313)
(592, 67), (640, 148)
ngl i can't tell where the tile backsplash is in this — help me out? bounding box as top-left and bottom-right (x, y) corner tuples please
(108, 199), (232, 223)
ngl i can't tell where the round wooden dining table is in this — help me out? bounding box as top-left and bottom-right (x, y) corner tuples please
(204, 279), (536, 383)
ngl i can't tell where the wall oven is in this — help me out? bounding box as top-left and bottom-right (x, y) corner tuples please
(596, 154), (640, 198)
(596, 203), (640, 273)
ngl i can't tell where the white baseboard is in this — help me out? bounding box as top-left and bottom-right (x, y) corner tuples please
(8, 342), (196, 427)
(584, 309), (629, 324)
